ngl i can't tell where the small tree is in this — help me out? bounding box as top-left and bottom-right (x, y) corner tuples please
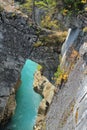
(35, 0), (57, 13)
(35, 0), (58, 29)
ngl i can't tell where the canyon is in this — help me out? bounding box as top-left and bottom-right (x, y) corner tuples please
(0, 0), (87, 130)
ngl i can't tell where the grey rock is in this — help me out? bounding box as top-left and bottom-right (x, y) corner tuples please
(0, 9), (60, 126)
(46, 42), (87, 130)
(0, 32), (3, 41)
(0, 82), (9, 97)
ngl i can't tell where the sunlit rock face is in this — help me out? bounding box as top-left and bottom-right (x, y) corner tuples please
(73, 42), (87, 130)
(61, 28), (84, 70)
(34, 71), (55, 105)
(33, 71), (55, 130)
(46, 31), (87, 130)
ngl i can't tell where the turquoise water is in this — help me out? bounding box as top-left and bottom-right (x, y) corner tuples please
(7, 60), (42, 130)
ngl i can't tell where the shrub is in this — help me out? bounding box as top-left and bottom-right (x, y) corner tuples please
(20, 0), (32, 15)
(54, 65), (68, 85)
(41, 14), (59, 30)
(37, 31), (67, 47)
(62, 0), (86, 16)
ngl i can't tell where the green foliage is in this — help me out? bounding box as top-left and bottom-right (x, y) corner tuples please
(20, 0), (57, 15)
(54, 65), (64, 79)
(33, 31), (67, 49)
(35, 1), (48, 9)
(20, 0), (58, 29)
(35, 0), (58, 29)
(62, 0), (87, 16)
(35, 0), (56, 11)
(38, 31), (67, 46)
(54, 65), (68, 85)
(20, 0), (33, 14)
(37, 65), (42, 71)
(41, 14), (58, 30)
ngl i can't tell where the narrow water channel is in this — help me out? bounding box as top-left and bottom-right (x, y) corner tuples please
(6, 59), (42, 130)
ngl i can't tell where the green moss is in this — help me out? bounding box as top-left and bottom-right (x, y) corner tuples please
(37, 65), (42, 71)
(62, 0), (86, 16)
(54, 65), (68, 85)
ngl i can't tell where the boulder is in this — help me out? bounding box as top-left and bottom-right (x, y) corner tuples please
(33, 71), (55, 105)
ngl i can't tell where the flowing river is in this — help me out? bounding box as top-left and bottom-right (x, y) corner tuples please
(6, 59), (42, 130)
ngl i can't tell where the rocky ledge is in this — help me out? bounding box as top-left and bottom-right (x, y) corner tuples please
(33, 71), (56, 130)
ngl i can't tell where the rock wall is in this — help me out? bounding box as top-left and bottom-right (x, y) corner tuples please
(57, 1), (87, 29)
(0, 10), (36, 126)
(1, 1), (87, 129)
(46, 30), (87, 130)
(0, 8), (60, 127)
(33, 27), (87, 130)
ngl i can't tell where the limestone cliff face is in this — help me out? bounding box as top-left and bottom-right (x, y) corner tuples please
(46, 29), (87, 130)
(57, 1), (87, 29)
(33, 31), (87, 130)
